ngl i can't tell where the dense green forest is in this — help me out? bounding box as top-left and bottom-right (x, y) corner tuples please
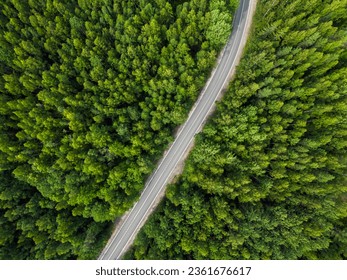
(0, 0), (238, 259)
(128, 0), (347, 259)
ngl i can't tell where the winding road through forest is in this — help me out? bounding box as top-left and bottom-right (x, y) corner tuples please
(99, 0), (255, 260)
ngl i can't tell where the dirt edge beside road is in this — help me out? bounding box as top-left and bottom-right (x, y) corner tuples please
(98, 0), (258, 260)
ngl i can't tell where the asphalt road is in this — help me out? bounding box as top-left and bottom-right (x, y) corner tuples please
(99, 0), (253, 260)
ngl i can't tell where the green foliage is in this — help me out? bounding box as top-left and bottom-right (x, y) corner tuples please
(130, 0), (347, 260)
(0, 0), (236, 259)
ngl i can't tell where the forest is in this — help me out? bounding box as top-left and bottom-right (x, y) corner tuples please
(0, 0), (238, 259)
(127, 0), (347, 259)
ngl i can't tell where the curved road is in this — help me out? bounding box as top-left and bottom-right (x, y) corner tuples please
(99, 0), (254, 260)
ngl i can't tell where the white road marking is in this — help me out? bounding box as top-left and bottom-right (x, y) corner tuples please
(99, 0), (255, 260)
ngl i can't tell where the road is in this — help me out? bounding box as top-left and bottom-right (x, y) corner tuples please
(99, 0), (254, 260)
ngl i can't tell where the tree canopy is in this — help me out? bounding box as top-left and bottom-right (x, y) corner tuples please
(0, 0), (238, 259)
(128, 0), (347, 260)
